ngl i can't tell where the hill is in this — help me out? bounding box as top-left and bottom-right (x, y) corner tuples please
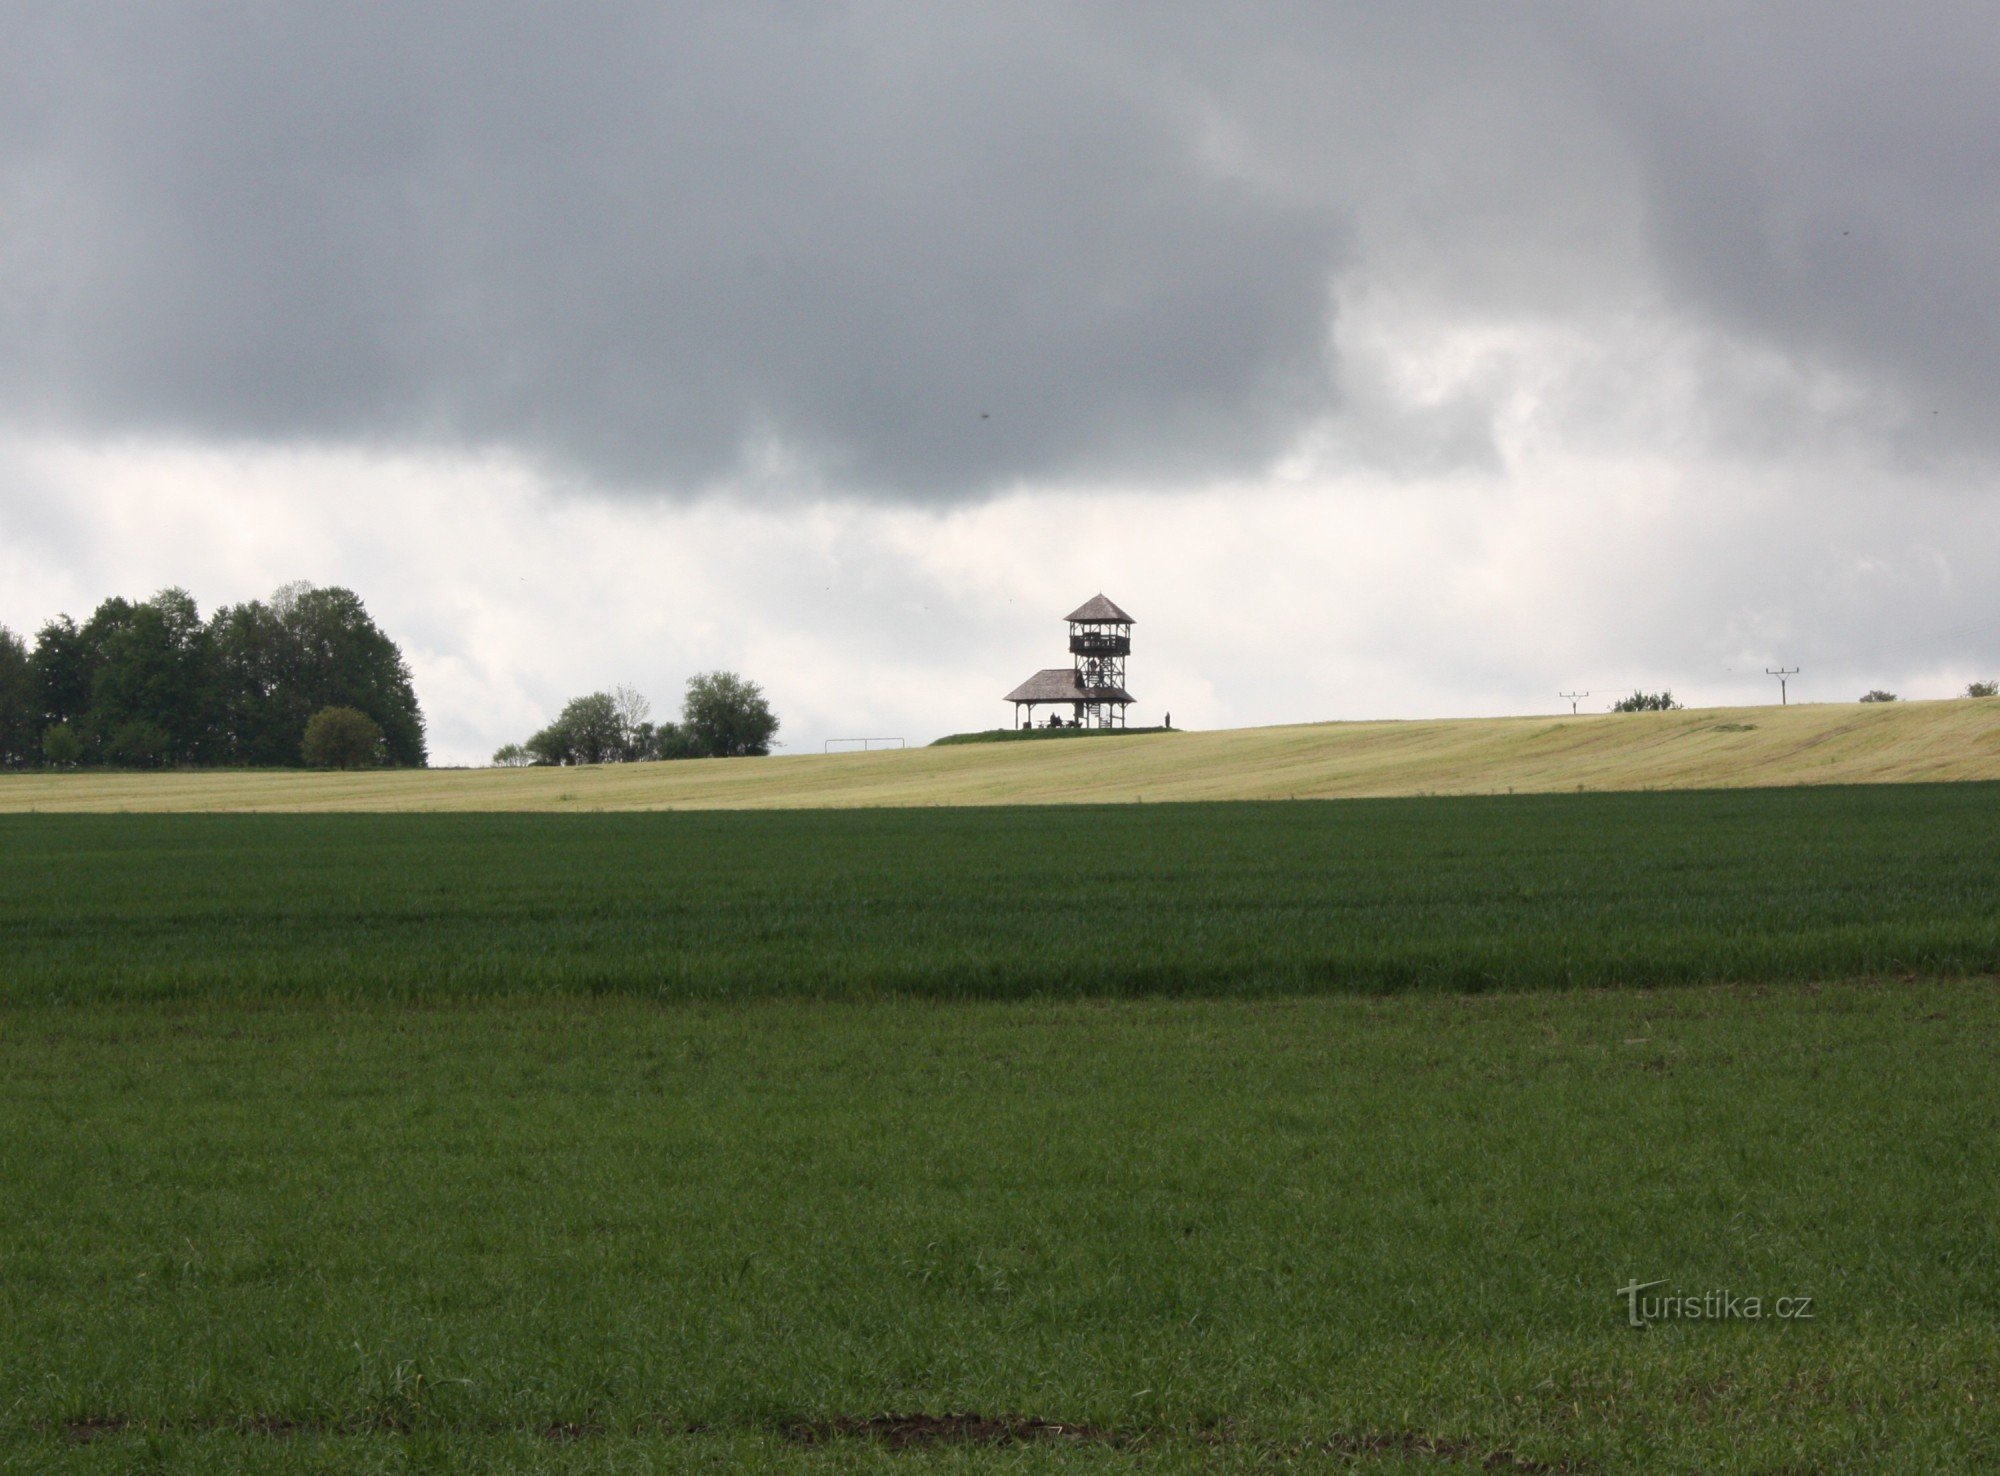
(2, 697), (1996, 812)
(930, 724), (1172, 744)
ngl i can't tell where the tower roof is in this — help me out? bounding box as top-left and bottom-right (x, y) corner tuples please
(1065, 593), (1134, 624)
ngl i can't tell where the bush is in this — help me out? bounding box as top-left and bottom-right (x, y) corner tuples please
(648, 720), (700, 760)
(41, 723), (83, 767)
(1860, 690), (1898, 703)
(491, 743), (532, 768)
(1610, 691), (1682, 713)
(1967, 681), (1998, 698)
(302, 706), (385, 769)
(107, 720), (172, 768)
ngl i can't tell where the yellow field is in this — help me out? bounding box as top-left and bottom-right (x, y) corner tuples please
(4, 698), (1998, 813)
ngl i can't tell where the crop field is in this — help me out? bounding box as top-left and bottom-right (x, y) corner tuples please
(3, 696), (1998, 813)
(2, 784), (1999, 1004)
(5, 984), (1997, 1472)
(3, 785), (1997, 1471)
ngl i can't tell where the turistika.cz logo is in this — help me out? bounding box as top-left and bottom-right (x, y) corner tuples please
(1617, 1279), (1814, 1327)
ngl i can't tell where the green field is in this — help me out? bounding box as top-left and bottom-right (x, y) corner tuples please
(2, 784), (1998, 1005)
(5, 985), (1996, 1471)
(4, 787), (1998, 1470)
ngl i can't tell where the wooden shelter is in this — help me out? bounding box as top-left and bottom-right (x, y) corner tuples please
(1005, 595), (1135, 728)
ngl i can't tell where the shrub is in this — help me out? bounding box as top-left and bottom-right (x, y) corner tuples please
(302, 706), (385, 769)
(1859, 690), (1898, 703)
(649, 720), (699, 760)
(1967, 680), (1998, 698)
(41, 723), (83, 767)
(1610, 690), (1682, 713)
(107, 720), (172, 768)
(491, 743), (532, 768)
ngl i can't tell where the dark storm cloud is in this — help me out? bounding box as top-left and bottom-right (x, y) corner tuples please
(0, 3), (1345, 496)
(2, 3), (1996, 497)
(1567, 5), (2000, 457)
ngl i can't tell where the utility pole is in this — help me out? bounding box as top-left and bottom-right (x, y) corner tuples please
(1766, 666), (1799, 705)
(1560, 691), (1589, 716)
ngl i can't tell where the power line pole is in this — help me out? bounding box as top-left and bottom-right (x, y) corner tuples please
(1766, 666), (1799, 705)
(1560, 691), (1589, 715)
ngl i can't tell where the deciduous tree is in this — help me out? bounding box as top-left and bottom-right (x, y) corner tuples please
(0, 628), (37, 768)
(526, 692), (625, 765)
(681, 671), (779, 757)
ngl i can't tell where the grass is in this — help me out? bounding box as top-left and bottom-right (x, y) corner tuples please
(7, 785), (1997, 1468)
(2, 697), (1998, 812)
(930, 726), (1173, 745)
(3, 784), (1999, 1005)
(3, 982), (1995, 1471)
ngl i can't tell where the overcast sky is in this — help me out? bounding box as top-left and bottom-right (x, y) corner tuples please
(4, 3), (1997, 763)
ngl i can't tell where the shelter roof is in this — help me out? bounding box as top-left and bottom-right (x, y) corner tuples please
(1005, 668), (1133, 704)
(1064, 594), (1134, 624)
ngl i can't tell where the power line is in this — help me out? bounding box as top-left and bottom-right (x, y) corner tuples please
(1559, 691), (1589, 715)
(1765, 666), (1800, 705)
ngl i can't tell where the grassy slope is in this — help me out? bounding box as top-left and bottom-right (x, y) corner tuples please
(4, 983), (1995, 1471)
(1, 697), (1997, 812)
(931, 725), (1172, 744)
(4, 786), (1999, 1004)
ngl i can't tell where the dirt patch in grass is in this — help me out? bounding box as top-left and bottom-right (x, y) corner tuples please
(785, 1412), (1122, 1450)
(60, 1416), (133, 1444)
(236, 1415), (308, 1438)
(540, 1421), (607, 1443)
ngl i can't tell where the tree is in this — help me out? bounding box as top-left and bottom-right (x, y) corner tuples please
(10, 581), (424, 769)
(491, 743), (532, 767)
(32, 605), (130, 762)
(1610, 690), (1682, 713)
(32, 615), (94, 737)
(205, 583), (426, 766)
(681, 671), (779, 757)
(90, 588), (219, 766)
(612, 685), (652, 761)
(275, 585), (427, 766)
(0, 627), (36, 768)
(301, 706), (385, 769)
(208, 598), (296, 766)
(1859, 690), (1898, 703)
(1968, 681), (1998, 698)
(526, 692), (625, 765)
(517, 684), (667, 764)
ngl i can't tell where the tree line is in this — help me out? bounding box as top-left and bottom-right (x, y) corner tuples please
(496, 672), (778, 765)
(1610, 683), (1996, 712)
(0, 583), (426, 769)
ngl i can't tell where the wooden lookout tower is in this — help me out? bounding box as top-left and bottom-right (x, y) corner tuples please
(1004, 594), (1136, 729)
